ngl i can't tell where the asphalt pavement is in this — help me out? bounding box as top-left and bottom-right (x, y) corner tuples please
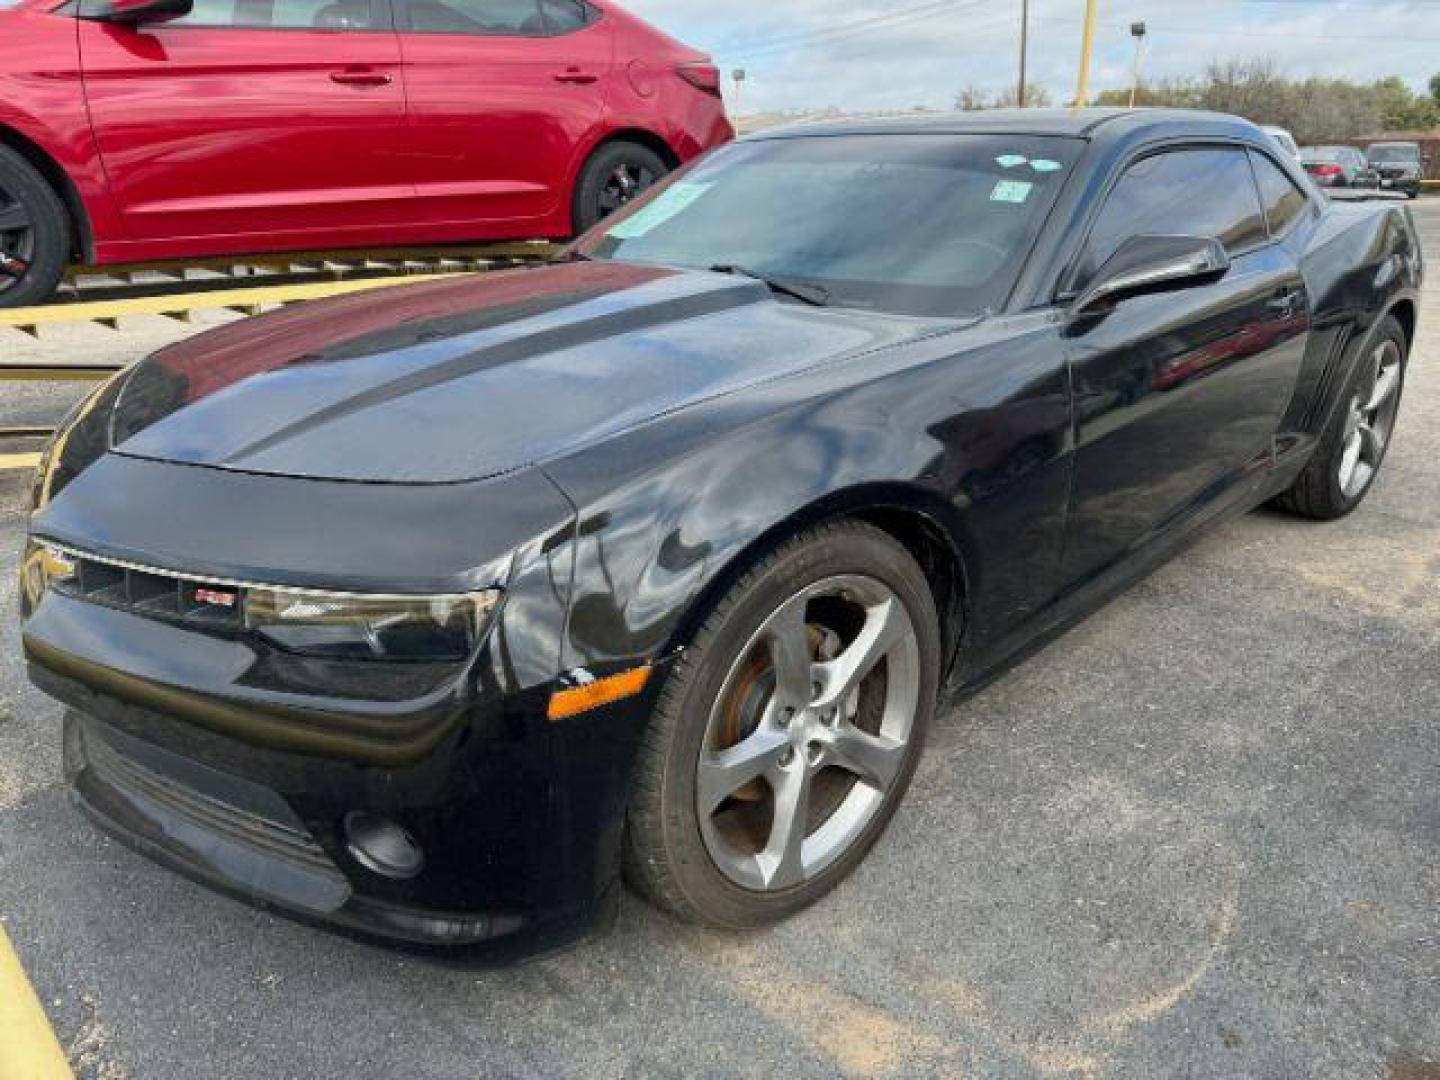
(1, 203), (1437, 1079)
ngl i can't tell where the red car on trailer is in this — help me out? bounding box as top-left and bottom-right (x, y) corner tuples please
(0, 0), (732, 305)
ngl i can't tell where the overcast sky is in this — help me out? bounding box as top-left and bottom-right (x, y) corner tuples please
(620, 0), (1440, 114)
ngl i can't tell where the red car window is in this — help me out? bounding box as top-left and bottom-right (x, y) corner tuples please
(169, 0), (383, 28)
(405, 0), (544, 34)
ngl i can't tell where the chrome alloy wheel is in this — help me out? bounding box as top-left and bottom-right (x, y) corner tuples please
(696, 574), (921, 892)
(1338, 338), (1403, 500)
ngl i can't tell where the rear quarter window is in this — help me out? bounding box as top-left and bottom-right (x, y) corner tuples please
(404, 0), (543, 33)
(402, 0), (589, 33)
(1249, 151), (1311, 238)
(540, 0), (591, 31)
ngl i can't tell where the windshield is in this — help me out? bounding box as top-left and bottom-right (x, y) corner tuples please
(1368, 145), (1420, 164)
(576, 134), (1082, 317)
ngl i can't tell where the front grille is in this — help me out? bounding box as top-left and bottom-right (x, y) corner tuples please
(83, 724), (338, 879)
(54, 550), (243, 631)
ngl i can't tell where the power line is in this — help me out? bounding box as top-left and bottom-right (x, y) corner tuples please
(1042, 15), (1440, 44)
(716, 2), (957, 59)
(716, 0), (994, 61)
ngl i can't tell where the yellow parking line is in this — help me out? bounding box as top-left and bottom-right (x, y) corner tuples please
(0, 366), (119, 383)
(0, 925), (71, 1080)
(0, 454), (41, 472)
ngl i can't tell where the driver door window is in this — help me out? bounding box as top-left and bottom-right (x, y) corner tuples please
(1075, 148), (1267, 288)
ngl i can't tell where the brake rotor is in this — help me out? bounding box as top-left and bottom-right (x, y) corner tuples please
(713, 622), (841, 804)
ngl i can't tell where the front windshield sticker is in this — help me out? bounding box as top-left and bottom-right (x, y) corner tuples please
(995, 154), (1029, 169)
(607, 181), (714, 240)
(1030, 159), (1063, 173)
(990, 179), (1034, 203)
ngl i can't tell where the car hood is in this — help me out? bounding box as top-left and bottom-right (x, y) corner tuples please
(107, 262), (962, 484)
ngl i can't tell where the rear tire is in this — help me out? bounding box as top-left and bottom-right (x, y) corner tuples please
(0, 145), (70, 309)
(570, 141), (669, 236)
(1272, 315), (1407, 520)
(623, 521), (941, 929)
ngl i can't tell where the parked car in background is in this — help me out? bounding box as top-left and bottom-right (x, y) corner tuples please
(1300, 145), (1380, 189)
(1261, 125), (1301, 159)
(0, 0), (733, 307)
(20, 109), (1422, 951)
(1366, 141), (1426, 199)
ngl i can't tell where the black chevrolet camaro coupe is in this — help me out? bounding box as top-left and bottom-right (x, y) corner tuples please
(19, 109), (1422, 952)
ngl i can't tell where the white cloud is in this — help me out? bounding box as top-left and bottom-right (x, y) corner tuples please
(618, 0), (1440, 113)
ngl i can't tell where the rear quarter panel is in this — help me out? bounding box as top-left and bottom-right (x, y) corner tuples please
(1282, 201), (1423, 437)
(593, 0), (733, 164)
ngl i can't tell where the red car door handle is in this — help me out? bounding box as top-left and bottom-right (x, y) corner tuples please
(554, 69), (598, 85)
(330, 70), (392, 87)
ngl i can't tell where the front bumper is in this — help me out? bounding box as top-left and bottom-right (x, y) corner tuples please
(24, 592), (660, 954)
(1378, 173), (1422, 195)
(61, 710), (610, 949)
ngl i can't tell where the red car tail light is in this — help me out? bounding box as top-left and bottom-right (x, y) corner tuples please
(676, 62), (722, 97)
(1308, 164), (1342, 177)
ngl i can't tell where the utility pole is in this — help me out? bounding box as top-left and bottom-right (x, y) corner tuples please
(1128, 22), (1147, 107)
(1074, 0), (1098, 108)
(732, 68), (747, 117)
(1017, 0), (1029, 107)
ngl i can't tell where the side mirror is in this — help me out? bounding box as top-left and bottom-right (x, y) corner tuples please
(81, 0), (193, 24)
(1068, 234), (1230, 319)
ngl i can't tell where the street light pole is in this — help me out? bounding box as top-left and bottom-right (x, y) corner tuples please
(1017, 0), (1029, 107)
(1075, 0), (1098, 107)
(1128, 22), (1148, 107)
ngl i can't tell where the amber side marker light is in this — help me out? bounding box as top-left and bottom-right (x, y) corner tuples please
(547, 666), (652, 721)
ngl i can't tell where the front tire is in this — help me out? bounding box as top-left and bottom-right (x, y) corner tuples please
(0, 145), (70, 309)
(570, 141), (669, 236)
(1272, 315), (1407, 520)
(624, 521), (941, 929)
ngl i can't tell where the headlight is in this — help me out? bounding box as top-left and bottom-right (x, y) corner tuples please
(20, 538), (499, 662)
(18, 541), (77, 616)
(244, 587), (500, 662)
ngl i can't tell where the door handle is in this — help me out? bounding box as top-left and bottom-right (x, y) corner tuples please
(554, 69), (598, 85)
(1266, 288), (1304, 317)
(330, 70), (392, 87)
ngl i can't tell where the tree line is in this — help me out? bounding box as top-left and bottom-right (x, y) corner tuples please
(957, 61), (1440, 144)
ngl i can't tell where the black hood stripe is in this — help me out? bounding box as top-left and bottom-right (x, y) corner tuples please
(219, 281), (765, 468)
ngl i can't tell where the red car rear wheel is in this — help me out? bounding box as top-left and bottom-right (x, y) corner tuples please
(571, 141), (670, 236)
(0, 145), (69, 309)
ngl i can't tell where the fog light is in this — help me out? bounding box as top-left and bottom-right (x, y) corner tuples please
(344, 812), (424, 879)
